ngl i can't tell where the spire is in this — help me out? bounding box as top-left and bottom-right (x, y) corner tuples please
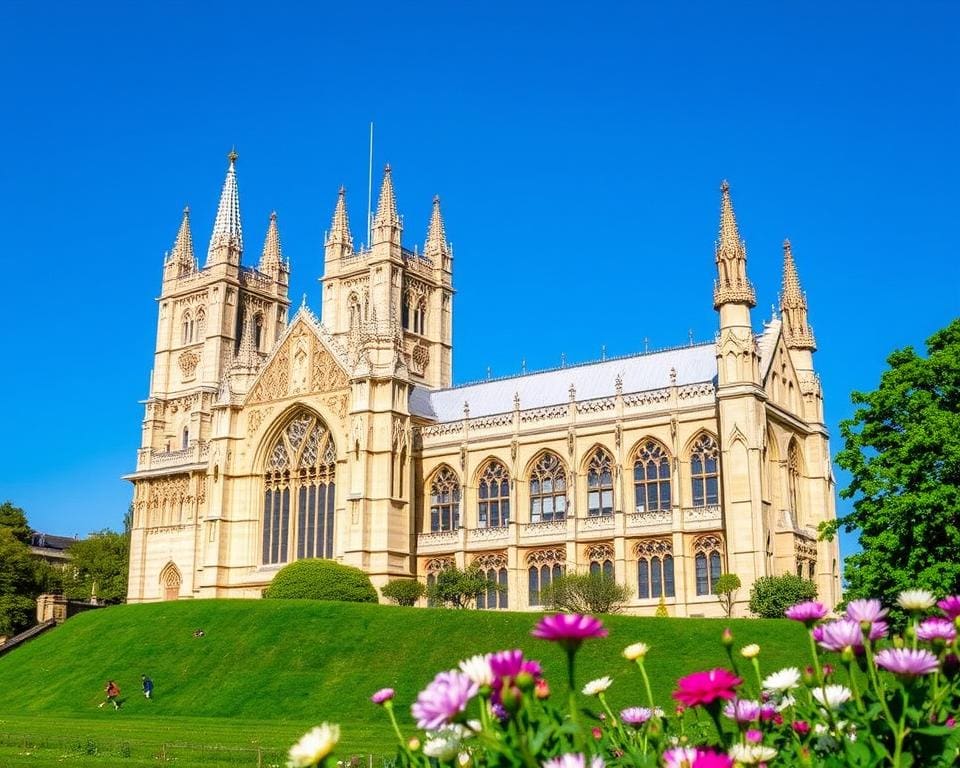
(166, 206), (196, 276)
(423, 195), (450, 260)
(235, 303), (260, 368)
(779, 239), (816, 350)
(326, 186), (353, 249)
(206, 149), (243, 265)
(259, 212), (283, 272)
(372, 164), (401, 245)
(713, 180), (756, 309)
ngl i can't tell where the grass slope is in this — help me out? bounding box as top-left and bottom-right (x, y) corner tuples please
(0, 601), (807, 757)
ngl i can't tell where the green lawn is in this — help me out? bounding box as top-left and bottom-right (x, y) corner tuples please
(0, 601), (809, 765)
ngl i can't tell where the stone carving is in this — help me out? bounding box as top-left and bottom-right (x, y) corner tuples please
(411, 343), (429, 374)
(586, 542), (614, 561)
(311, 336), (348, 393)
(425, 556), (455, 573)
(472, 551), (507, 570)
(178, 350), (200, 381)
(248, 344), (289, 404)
(634, 538), (673, 557)
(526, 547), (565, 566)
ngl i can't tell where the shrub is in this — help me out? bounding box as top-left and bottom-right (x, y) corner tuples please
(540, 571), (631, 614)
(713, 572), (742, 618)
(654, 595), (669, 617)
(380, 579), (426, 606)
(264, 559), (377, 603)
(749, 573), (818, 618)
(427, 565), (500, 609)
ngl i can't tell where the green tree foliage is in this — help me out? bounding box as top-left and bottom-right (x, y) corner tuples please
(749, 574), (818, 618)
(0, 528), (42, 635)
(540, 571), (632, 614)
(654, 595), (669, 617)
(426, 565), (500, 609)
(713, 573), (742, 618)
(823, 319), (960, 610)
(0, 501), (31, 545)
(380, 579), (426, 606)
(63, 530), (130, 604)
(264, 559), (378, 602)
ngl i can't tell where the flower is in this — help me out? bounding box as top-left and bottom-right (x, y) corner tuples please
(745, 729), (763, 743)
(458, 654), (494, 686)
(531, 614), (608, 647)
(412, 670), (479, 730)
(422, 725), (472, 760)
(672, 668), (742, 707)
(489, 649), (542, 680)
(582, 676), (612, 696)
(691, 750), (733, 768)
(938, 595), (960, 619)
(868, 620), (889, 641)
(535, 678), (551, 699)
(541, 754), (604, 768)
(897, 589), (936, 612)
(811, 684), (852, 710)
(740, 644), (760, 659)
(917, 618), (957, 642)
(722, 698), (761, 723)
(792, 720), (810, 735)
(875, 648), (940, 677)
(287, 723), (340, 768)
(816, 619), (864, 652)
(370, 688), (394, 705)
(728, 744), (777, 764)
(619, 706), (653, 725)
(845, 599), (888, 624)
(784, 601), (827, 624)
(662, 747), (699, 768)
(762, 667), (801, 693)
(622, 642), (649, 660)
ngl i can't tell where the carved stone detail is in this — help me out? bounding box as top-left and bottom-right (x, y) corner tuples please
(585, 542), (614, 561)
(472, 551), (507, 570)
(526, 547), (565, 566)
(178, 350), (200, 381)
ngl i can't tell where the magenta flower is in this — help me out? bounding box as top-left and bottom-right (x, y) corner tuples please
(816, 619), (864, 652)
(691, 750), (733, 768)
(371, 688), (395, 705)
(917, 618), (958, 642)
(784, 601), (827, 624)
(541, 755), (604, 768)
(722, 698), (761, 723)
(532, 614), (607, 647)
(619, 706), (653, 726)
(868, 620), (889, 641)
(662, 748), (698, 768)
(489, 649), (542, 679)
(938, 595), (960, 620)
(672, 668), (742, 708)
(745, 729), (763, 743)
(875, 648), (940, 677)
(411, 670), (478, 730)
(845, 599), (888, 624)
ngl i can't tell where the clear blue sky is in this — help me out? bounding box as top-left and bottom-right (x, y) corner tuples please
(0, 3), (957, 568)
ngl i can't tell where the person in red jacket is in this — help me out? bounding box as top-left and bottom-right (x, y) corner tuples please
(99, 680), (120, 709)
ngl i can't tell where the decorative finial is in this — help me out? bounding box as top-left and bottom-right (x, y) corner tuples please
(463, 401), (470, 418)
(183, 205), (190, 215)
(720, 179), (729, 193)
(568, 383), (576, 401)
(783, 237), (791, 250)
(601, 344), (606, 361)
(521, 358), (526, 374)
(514, 392), (520, 409)
(384, 163), (391, 173)
(433, 194), (440, 204)
(228, 147), (239, 164)
(486, 366), (492, 380)
(688, 328), (694, 346)
(670, 367), (677, 385)
(643, 337), (649, 353)
(301, 293), (307, 308)
(560, 352), (566, 368)
(615, 373), (623, 395)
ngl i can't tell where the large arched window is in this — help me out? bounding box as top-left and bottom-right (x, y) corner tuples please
(425, 557), (453, 608)
(694, 534), (724, 596)
(527, 548), (565, 607)
(633, 440), (671, 513)
(690, 434), (720, 507)
(787, 440), (802, 525)
(586, 448), (614, 516)
(529, 453), (567, 523)
(478, 461), (510, 528)
(429, 467), (461, 532)
(587, 543), (614, 578)
(474, 553), (508, 610)
(181, 310), (194, 345)
(262, 411), (337, 565)
(635, 539), (674, 599)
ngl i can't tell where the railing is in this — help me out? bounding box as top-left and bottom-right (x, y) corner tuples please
(682, 504), (722, 527)
(520, 519), (567, 538)
(626, 510), (672, 529)
(468, 525), (510, 543)
(416, 530), (459, 552)
(146, 441), (210, 470)
(580, 514), (614, 531)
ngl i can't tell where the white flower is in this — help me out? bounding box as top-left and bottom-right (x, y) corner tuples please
(458, 654), (493, 686)
(762, 667), (801, 693)
(812, 684), (852, 710)
(466, 720), (482, 734)
(622, 642), (649, 660)
(776, 694), (797, 711)
(423, 726), (472, 761)
(897, 589), (936, 611)
(581, 676), (612, 696)
(457, 753), (471, 768)
(740, 643), (760, 659)
(288, 723), (340, 768)
(729, 744), (778, 764)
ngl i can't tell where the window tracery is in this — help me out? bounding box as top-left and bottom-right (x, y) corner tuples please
(633, 440), (672, 513)
(478, 461), (510, 528)
(473, 552), (508, 610)
(693, 534), (724, 596)
(526, 548), (565, 607)
(429, 467), (461, 532)
(586, 448), (614, 516)
(635, 538), (674, 599)
(529, 453), (567, 523)
(587, 542), (614, 578)
(690, 434), (720, 507)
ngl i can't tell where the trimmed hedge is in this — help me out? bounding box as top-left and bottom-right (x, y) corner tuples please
(264, 559), (378, 603)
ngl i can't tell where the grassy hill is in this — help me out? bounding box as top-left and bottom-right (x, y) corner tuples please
(0, 600), (808, 761)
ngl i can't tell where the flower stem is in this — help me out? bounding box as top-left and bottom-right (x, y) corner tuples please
(636, 659), (656, 710)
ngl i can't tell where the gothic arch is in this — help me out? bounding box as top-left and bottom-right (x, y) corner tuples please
(525, 451), (568, 524)
(426, 464), (461, 533)
(683, 429), (719, 456)
(159, 561), (182, 601)
(628, 436), (672, 464)
(255, 403), (338, 470)
(578, 443), (613, 474)
(472, 456), (511, 487)
(521, 448), (568, 480)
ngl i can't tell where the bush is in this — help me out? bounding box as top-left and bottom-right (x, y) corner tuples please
(381, 579), (426, 606)
(713, 572), (742, 618)
(264, 559), (377, 603)
(540, 572), (631, 614)
(749, 573), (818, 618)
(427, 566), (501, 609)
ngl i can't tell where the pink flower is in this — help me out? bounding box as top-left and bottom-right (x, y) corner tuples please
(672, 669), (742, 708)
(722, 698), (761, 723)
(745, 729), (763, 743)
(759, 702), (778, 722)
(411, 670), (478, 730)
(869, 620), (889, 641)
(489, 649), (542, 679)
(542, 755), (604, 768)
(371, 688), (395, 705)
(531, 614), (607, 648)
(792, 720), (810, 735)
(662, 748), (699, 768)
(917, 618), (958, 642)
(784, 601), (827, 624)
(692, 751), (733, 768)
(620, 707), (653, 726)
(816, 619), (864, 652)
(845, 599), (888, 624)
(875, 648), (940, 677)
(938, 595), (960, 620)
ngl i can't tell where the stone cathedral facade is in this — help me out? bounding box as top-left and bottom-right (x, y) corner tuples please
(126, 154), (841, 616)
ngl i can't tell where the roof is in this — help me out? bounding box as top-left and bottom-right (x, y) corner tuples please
(412, 342), (719, 422)
(29, 532), (78, 551)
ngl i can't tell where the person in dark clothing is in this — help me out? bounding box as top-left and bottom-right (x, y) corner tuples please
(141, 675), (153, 699)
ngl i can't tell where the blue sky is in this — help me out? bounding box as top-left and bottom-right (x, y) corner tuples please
(0, 2), (956, 567)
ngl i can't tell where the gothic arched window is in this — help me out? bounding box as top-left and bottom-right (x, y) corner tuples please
(478, 461), (510, 528)
(262, 410), (337, 565)
(694, 534), (724, 596)
(181, 310), (194, 345)
(429, 467), (461, 532)
(586, 448), (614, 517)
(529, 453), (567, 523)
(414, 299), (426, 335)
(587, 544), (614, 578)
(787, 440), (802, 525)
(633, 440), (672, 513)
(635, 539), (674, 599)
(254, 313), (264, 351)
(474, 554), (508, 610)
(527, 549), (564, 607)
(195, 308), (206, 338)
(690, 434), (720, 507)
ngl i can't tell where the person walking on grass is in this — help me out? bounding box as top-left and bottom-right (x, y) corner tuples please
(141, 674), (153, 699)
(99, 680), (120, 709)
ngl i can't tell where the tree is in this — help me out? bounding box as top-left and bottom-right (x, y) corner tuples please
(0, 528), (39, 636)
(0, 501), (31, 545)
(381, 579), (426, 606)
(749, 574), (818, 618)
(713, 573), (741, 618)
(823, 319), (960, 614)
(426, 565), (501, 609)
(63, 530), (130, 604)
(540, 572), (632, 614)
(264, 559), (378, 602)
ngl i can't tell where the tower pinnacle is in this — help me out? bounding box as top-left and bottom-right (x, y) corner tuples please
(166, 206), (196, 276)
(259, 212), (283, 273)
(372, 164), (401, 244)
(206, 152), (243, 265)
(779, 239), (816, 350)
(326, 186), (353, 249)
(423, 194), (450, 260)
(713, 180), (756, 309)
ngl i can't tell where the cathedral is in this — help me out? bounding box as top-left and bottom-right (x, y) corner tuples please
(126, 152), (841, 616)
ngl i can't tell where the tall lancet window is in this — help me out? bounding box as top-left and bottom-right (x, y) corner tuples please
(690, 434), (720, 507)
(529, 453), (567, 523)
(262, 410), (337, 565)
(478, 461), (510, 528)
(787, 440), (802, 525)
(586, 448), (614, 516)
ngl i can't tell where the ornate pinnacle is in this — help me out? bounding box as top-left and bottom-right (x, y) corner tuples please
(259, 211), (283, 272)
(373, 164), (401, 230)
(167, 206), (196, 275)
(327, 186), (353, 248)
(206, 153), (243, 265)
(227, 147), (239, 164)
(713, 179), (756, 309)
(235, 303), (260, 368)
(779, 239), (816, 351)
(423, 194), (449, 260)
